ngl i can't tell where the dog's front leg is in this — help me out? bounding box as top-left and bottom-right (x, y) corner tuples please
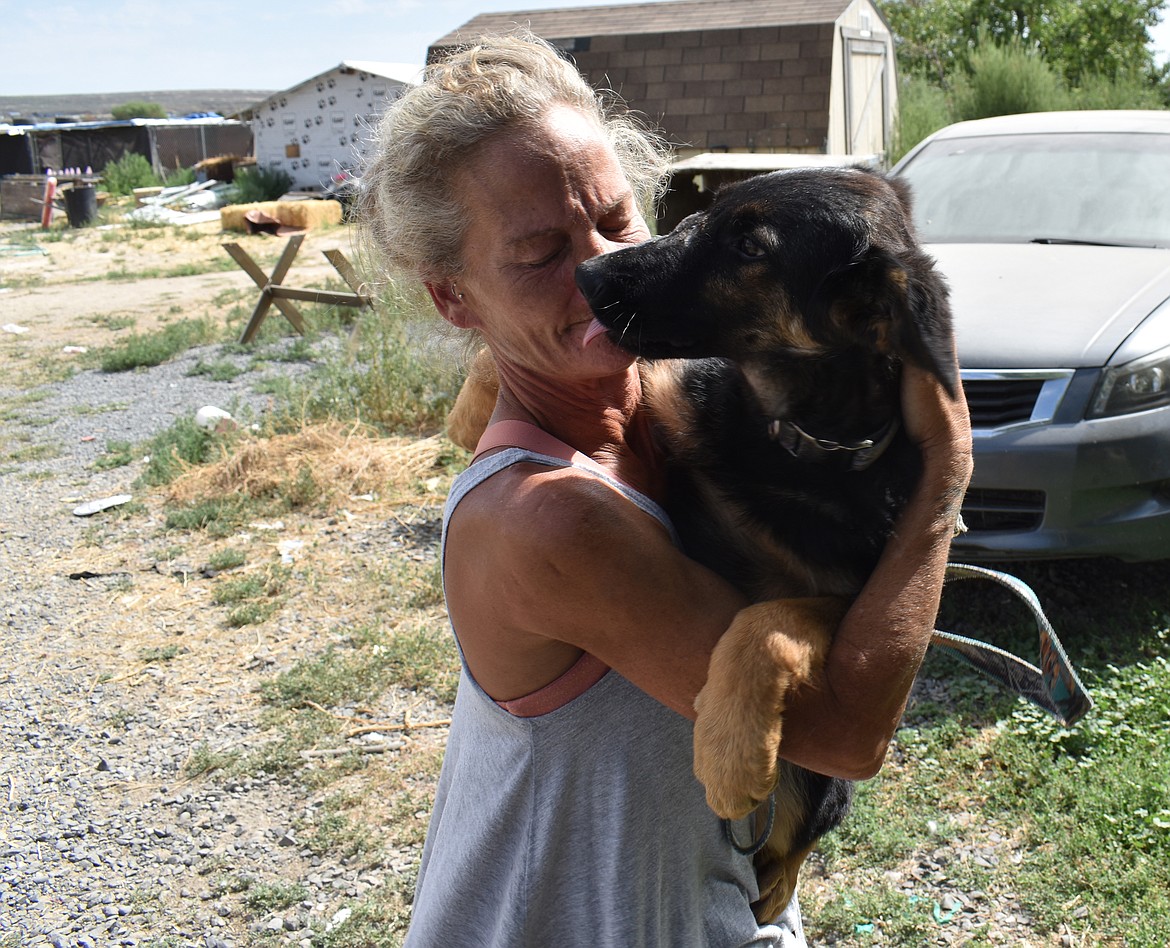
(693, 597), (845, 819)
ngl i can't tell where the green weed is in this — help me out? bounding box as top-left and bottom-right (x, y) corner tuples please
(186, 358), (245, 382)
(260, 621), (458, 711)
(208, 547), (247, 571)
(138, 416), (224, 487)
(99, 318), (217, 372)
(163, 497), (251, 536)
(138, 644), (182, 663)
(94, 440), (135, 470)
(317, 876), (416, 948)
(184, 742), (241, 778)
(244, 880), (308, 913)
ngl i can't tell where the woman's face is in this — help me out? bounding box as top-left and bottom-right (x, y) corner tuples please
(440, 105), (653, 383)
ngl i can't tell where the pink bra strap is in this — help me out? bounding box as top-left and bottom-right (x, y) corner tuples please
(472, 419), (614, 716)
(495, 652), (610, 717)
(474, 419), (597, 469)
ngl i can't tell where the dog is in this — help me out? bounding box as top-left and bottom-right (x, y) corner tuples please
(449, 166), (958, 921)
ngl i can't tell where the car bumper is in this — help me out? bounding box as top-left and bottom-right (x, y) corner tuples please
(952, 403), (1170, 563)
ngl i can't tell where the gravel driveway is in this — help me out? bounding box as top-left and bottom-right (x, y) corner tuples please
(1, 343), (435, 947)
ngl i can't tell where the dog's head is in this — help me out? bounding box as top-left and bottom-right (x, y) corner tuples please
(576, 167), (957, 398)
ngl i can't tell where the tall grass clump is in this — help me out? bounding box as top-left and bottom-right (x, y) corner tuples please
(138, 416), (222, 487)
(271, 293), (464, 436)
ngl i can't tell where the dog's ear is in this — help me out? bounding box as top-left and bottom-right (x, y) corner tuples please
(829, 247), (959, 398)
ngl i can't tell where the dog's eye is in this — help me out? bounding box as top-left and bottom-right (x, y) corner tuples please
(736, 236), (767, 260)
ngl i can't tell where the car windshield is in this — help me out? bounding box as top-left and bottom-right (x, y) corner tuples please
(896, 131), (1170, 247)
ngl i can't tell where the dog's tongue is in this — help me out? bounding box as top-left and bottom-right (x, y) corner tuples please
(582, 318), (609, 348)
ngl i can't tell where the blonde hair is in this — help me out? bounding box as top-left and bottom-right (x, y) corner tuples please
(359, 31), (671, 285)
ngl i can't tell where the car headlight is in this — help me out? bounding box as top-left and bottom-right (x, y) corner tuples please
(1089, 343), (1170, 418)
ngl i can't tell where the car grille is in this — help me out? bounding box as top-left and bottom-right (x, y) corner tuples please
(960, 488), (1046, 532)
(962, 378), (1046, 428)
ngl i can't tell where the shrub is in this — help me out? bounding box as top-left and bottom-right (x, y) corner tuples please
(889, 73), (953, 164)
(229, 165), (294, 204)
(111, 101), (166, 120)
(100, 152), (161, 195)
(951, 36), (1069, 122)
(1072, 69), (1166, 110)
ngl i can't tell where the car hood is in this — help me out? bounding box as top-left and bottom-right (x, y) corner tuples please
(924, 243), (1170, 368)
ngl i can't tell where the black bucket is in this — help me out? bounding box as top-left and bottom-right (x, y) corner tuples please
(64, 184), (97, 227)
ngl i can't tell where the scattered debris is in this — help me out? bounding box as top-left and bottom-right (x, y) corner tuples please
(62, 345), (88, 354)
(194, 405), (236, 432)
(124, 180), (232, 225)
(277, 539), (304, 564)
(0, 242), (48, 257)
(71, 493), (132, 517)
(2, 323), (30, 334)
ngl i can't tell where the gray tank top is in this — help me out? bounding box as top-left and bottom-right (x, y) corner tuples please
(403, 445), (806, 947)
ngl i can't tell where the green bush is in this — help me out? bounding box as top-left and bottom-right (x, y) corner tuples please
(100, 152), (161, 195)
(110, 101), (166, 120)
(229, 165), (294, 204)
(951, 36), (1069, 122)
(889, 74), (953, 164)
(1072, 68), (1166, 110)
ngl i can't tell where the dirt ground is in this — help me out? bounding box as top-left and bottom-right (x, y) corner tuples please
(0, 216), (345, 370)
(1, 213), (452, 945)
(0, 213), (1091, 946)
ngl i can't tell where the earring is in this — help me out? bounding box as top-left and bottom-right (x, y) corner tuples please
(452, 284), (464, 301)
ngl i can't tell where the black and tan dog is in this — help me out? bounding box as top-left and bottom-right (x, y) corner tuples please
(450, 166), (958, 921)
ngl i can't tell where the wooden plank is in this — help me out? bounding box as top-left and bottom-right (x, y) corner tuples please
(322, 248), (372, 301)
(222, 242), (270, 289)
(239, 291), (276, 345)
(270, 286), (367, 307)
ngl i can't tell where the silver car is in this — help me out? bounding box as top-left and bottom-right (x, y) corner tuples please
(892, 110), (1170, 562)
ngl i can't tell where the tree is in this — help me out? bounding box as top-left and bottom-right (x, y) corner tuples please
(884, 0), (1167, 87)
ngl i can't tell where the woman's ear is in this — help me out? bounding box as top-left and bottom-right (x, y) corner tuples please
(427, 281), (478, 329)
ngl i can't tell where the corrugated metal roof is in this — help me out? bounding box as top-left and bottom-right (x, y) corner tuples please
(432, 0), (853, 44)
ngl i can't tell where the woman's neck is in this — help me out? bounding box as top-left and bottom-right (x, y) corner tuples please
(491, 362), (666, 499)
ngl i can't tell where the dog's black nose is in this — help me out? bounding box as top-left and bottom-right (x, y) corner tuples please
(575, 257), (608, 306)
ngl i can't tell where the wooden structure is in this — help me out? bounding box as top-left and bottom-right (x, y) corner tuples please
(222, 235), (372, 343)
(430, 0), (898, 161)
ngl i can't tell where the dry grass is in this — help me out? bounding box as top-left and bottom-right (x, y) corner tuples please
(165, 423), (452, 509)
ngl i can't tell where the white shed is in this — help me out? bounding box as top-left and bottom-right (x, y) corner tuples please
(250, 61), (421, 192)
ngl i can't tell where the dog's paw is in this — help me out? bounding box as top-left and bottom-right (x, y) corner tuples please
(693, 687), (783, 819)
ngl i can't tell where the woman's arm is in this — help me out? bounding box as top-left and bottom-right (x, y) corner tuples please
(444, 364), (971, 777)
(775, 364), (973, 779)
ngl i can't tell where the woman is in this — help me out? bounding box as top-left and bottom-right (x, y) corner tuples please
(361, 33), (972, 947)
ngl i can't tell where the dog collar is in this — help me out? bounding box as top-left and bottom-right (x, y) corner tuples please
(767, 416), (900, 471)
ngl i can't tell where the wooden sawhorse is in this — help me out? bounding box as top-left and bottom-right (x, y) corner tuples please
(222, 234), (373, 344)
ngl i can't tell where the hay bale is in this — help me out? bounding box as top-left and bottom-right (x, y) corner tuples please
(220, 199), (342, 232)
